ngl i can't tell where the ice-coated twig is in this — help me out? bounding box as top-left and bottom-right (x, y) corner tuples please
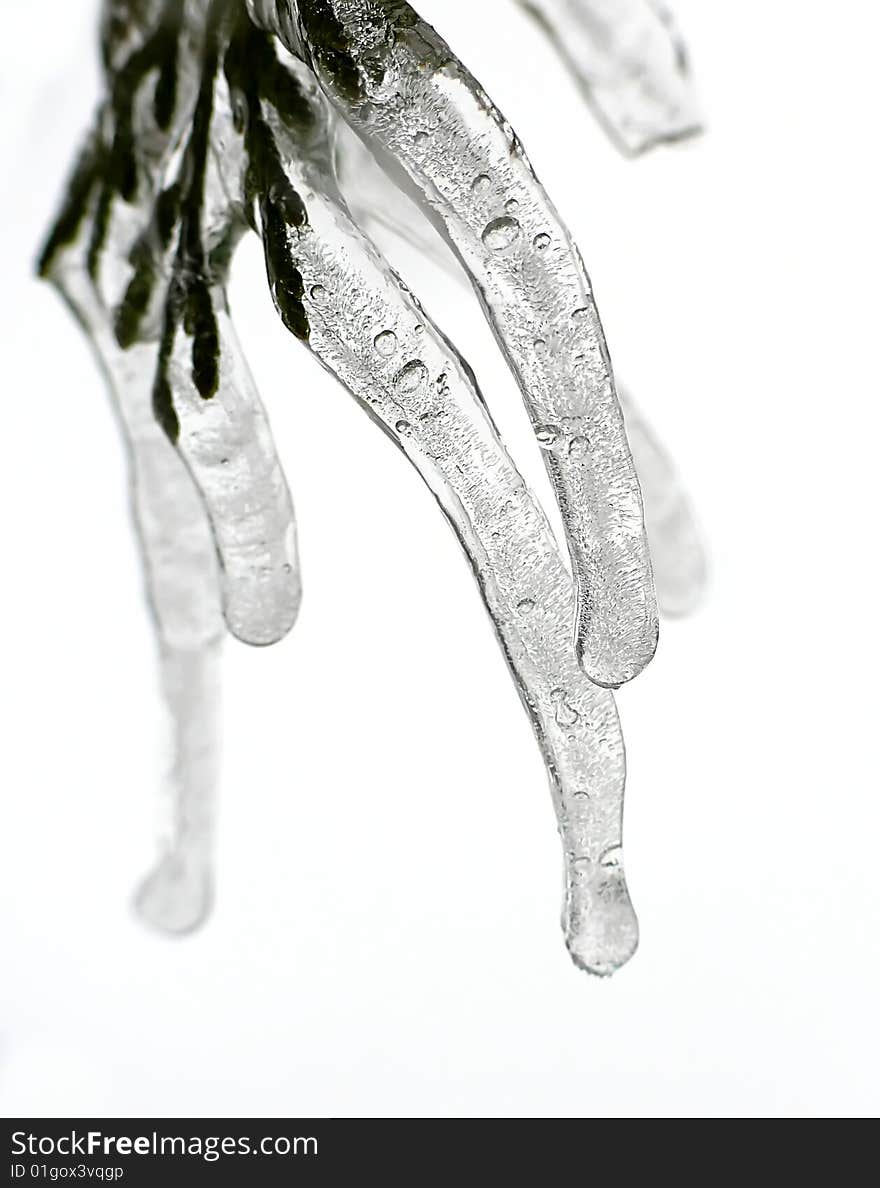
(253, 0), (659, 689)
(515, 0), (702, 155)
(38, 0), (294, 929)
(145, 2), (303, 647)
(225, 26), (638, 973)
(38, 2), (223, 931)
(40, 0), (705, 968)
(44, 0), (302, 650)
(334, 115), (707, 618)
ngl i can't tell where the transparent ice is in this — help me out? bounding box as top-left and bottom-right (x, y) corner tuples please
(41, 0), (705, 973)
(515, 0), (702, 155)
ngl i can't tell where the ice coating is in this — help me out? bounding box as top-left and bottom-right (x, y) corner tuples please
(40, 0), (704, 972)
(38, 0), (298, 929)
(151, 38), (303, 646)
(224, 35), (638, 972)
(516, 0), (702, 154)
(43, 0), (302, 650)
(260, 0), (659, 688)
(336, 124), (708, 616)
(41, 260), (224, 934)
(134, 640), (222, 933)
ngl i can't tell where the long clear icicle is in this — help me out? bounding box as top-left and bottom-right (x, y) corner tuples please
(336, 121), (707, 616)
(515, 0), (702, 154)
(39, 0), (296, 929)
(225, 31), (638, 972)
(125, 363), (223, 933)
(257, 0), (659, 689)
(41, 189), (224, 933)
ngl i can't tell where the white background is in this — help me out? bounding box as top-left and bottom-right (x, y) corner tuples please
(1, 0), (878, 1117)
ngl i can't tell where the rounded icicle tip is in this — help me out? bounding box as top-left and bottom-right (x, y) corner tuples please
(575, 587), (660, 689)
(222, 566), (303, 648)
(563, 849), (639, 976)
(134, 852), (213, 937)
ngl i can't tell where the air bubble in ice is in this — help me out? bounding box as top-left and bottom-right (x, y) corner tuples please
(373, 329), (398, 357)
(394, 360), (428, 393)
(550, 689), (580, 728)
(482, 216), (521, 251)
(535, 424), (561, 448)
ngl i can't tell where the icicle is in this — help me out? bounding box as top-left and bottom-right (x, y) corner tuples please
(335, 121), (707, 617)
(150, 5), (303, 647)
(226, 36), (638, 973)
(39, 254), (225, 932)
(38, 0), (295, 931)
(134, 639), (223, 934)
(45, 2), (302, 649)
(515, 0), (702, 154)
(258, 0), (659, 689)
(40, 0), (707, 968)
(124, 351), (224, 933)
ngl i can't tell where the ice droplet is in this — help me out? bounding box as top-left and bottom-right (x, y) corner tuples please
(373, 329), (398, 357)
(482, 216), (521, 251)
(533, 232), (551, 250)
(517, 598), (536, 615)
(310, 284), (327, 303)
(395, 419), (413, 436)
(471, 173), (491, 195)
(568, 435), (589, 459)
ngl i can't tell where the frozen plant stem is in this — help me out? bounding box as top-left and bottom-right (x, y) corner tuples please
(41, 0), (704, 971)
(39, 0), (301, 931)
(263, 0), (659, 688)
(224, 29), (638, 972)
